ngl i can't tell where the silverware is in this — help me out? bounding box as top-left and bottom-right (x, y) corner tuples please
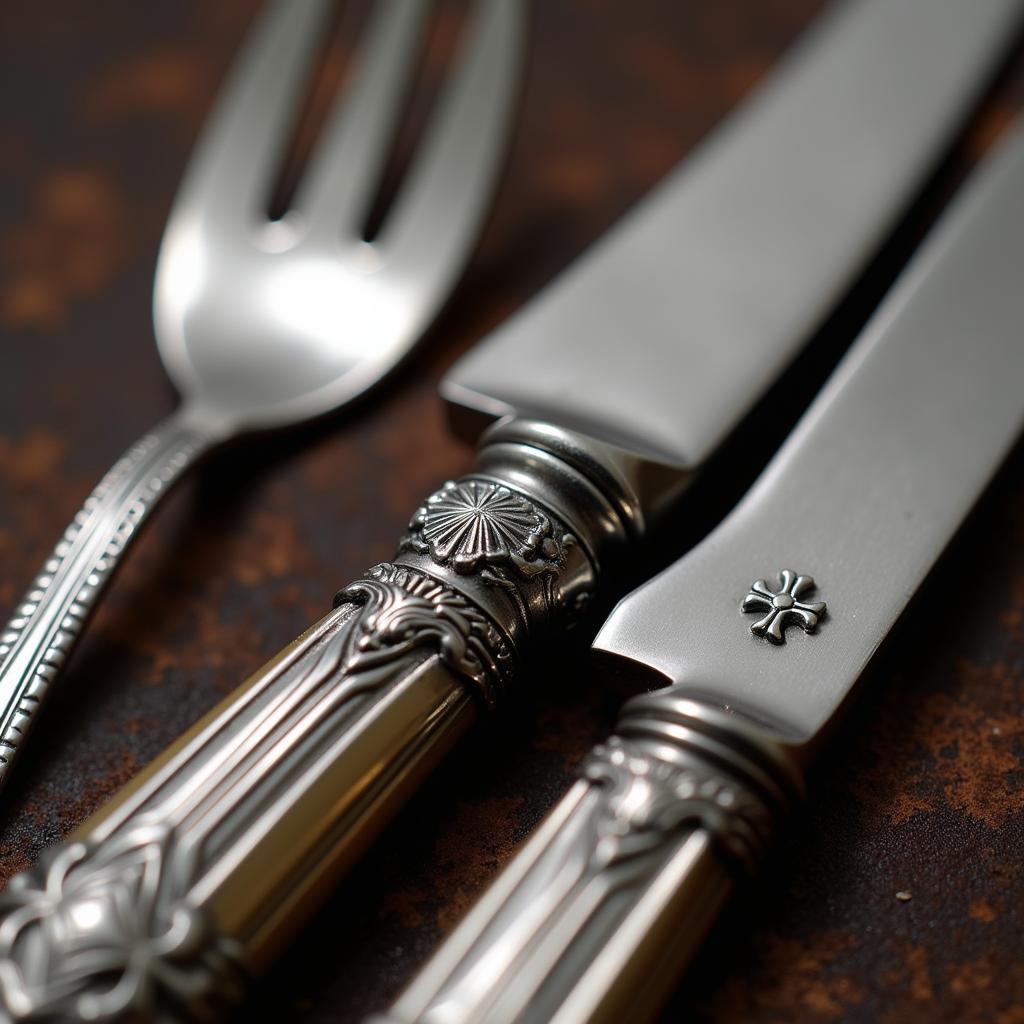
(0, 0), (1019, 1020)
(0, 0), (524, 793)
(377, 117), (1024, 1024)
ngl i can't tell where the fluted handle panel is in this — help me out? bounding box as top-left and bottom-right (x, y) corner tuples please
(0, 451), (608, 1022)
(382, 694), (795, 1024)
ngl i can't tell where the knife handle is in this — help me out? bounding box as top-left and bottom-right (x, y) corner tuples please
(0, 421), (642, 1023)
(378, 692), (800, 1024)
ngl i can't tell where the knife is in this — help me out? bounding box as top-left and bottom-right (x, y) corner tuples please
(376, 116), (1024, 1024)
(0, 1), (1019, 1020)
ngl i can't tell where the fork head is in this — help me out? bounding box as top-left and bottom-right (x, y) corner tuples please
(153, 0), (525, 433)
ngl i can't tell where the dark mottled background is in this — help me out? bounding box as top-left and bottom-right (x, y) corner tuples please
(1, 2), (1022, 1021)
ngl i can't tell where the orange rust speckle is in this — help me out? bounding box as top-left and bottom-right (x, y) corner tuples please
(852, 679), (1024, 829)
(39, 169), (121, 223)
(432, 794), (526, 933)
(543, 155), (610, 203)
(1, 168), (130, 330)
(1, 278), (65, 332)
(970, 899), (998, 923)
(0, 429), (66, 485)
(130, 604), (266, 685)
(231, 510), (305, 587)
(887, 792), (934, 826)
(949, 957), (996, 996)
(84, 53), (213, 124)
(707, 932), (864, 1021)
(378, 886), (428, 931)
(904, 945), (934, 1002)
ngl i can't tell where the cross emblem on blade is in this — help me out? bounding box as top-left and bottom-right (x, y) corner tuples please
(741, 569), (826, 644)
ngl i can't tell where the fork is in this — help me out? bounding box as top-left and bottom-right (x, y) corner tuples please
(0, 0), (524, 793)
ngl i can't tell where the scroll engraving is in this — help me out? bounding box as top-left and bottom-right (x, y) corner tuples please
(583, 736), (773, 873)
(0, 825), (247, 1023)
(741, 569), (826, 644)
(340, 563), (513, 706)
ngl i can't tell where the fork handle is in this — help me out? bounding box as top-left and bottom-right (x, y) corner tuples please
(0, 422), (633, 1022)
(0, 409), (215, 790)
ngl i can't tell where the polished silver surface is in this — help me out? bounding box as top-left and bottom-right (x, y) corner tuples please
(596, 120), (1024, 745)
(443, 0), (1023, 467)
(0, 0), (524, 794)
(381, 119), (1024, 1024)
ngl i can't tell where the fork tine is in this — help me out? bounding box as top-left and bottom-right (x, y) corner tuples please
(172, 0), (335, 227)
(293, 0), (432, 237)
(378, 0), (526, 293)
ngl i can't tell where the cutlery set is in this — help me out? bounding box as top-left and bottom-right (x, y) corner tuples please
(1, 0), (1022, 1021)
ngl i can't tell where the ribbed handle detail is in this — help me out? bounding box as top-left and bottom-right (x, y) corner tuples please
(383, 694), (796, 1024)
(0, 453), (606, 1022)
(0, 412), (211, 791)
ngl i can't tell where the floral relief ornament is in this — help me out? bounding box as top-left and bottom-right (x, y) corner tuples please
(401, 479), (568, 577)
(741, 569), (826, 644)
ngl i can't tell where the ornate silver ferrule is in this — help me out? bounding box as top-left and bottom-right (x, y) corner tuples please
(336, 420), (661, 710)
(591, 690), (801, 873)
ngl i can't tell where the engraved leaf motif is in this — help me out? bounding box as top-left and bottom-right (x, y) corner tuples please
(342, 564), (512, 706)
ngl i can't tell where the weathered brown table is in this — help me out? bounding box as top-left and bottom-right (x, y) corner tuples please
(1, 2), (1022, 1021)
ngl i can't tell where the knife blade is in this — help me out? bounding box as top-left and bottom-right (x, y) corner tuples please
(378, 116), (1024, 1024)
(0, 1), (1020, 1020)
(443, 0), (1019, 470)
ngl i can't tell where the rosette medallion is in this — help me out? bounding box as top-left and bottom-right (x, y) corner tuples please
(402, 480), (567, 576)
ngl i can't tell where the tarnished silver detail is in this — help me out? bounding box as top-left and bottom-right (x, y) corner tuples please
(395, 469), (598, 656)
(741, 570), (826, 644)
(588, 691), (790, 873)
(0, 826), (247, 1023)
(0, 571), (489, 1020)
(401, 479), (569, 577)
(0, 0), (526, 796)
(583, 737), (772, 873)
(338, 562), (512, 707)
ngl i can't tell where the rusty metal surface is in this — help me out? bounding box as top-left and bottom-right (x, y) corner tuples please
(0, 2), (1021, 1021)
